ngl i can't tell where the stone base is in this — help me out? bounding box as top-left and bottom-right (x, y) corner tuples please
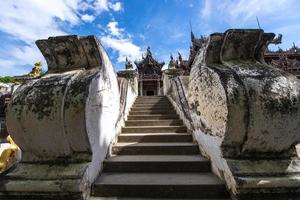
(0, 162), (90, 200)
(227, 158), (300, 199)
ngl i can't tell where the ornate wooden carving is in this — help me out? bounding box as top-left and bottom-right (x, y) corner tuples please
(134, 47), (164, 80)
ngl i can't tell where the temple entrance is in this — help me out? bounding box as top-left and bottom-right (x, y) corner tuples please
(135, 47), (164, 96)
(139, 79), (162, 96)
(146, 91), (154, 96)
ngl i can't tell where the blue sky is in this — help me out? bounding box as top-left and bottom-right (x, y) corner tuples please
(0, 0), (300, 76)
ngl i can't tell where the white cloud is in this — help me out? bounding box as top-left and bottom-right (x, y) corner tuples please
(0, 0), (80, 76)
(138, 34), (146, 40)
(226, 0), (291, 24)
(101, 21), (143, 63)
(108, 2), (122, 11)
(0, 0), (122, 76)
(201, 0), (212, 19)
(199, 0), (300, 49)
(79, 1), (93, 11)
(201, 0), (298, 26)
(0, 0), (79, 43)
(93, 0), (122, 13)
(0, 44), (45, 76)
(107, 21), (124, 37)
(101, 36), (142, 63)
(94, 0), (109, 13)
(0, 64), (29, 76)
(81, 14), (96, 22)
(10, 45), (45, 67)
(170, 32), (184, 39)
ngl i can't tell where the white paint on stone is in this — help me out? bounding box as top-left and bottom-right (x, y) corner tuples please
(85, 42), (120, 183)
(165, 29), (300, 198)
(1, 35), (138, 199)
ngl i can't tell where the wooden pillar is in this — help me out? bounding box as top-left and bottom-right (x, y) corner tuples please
(139, 79), (143, 96)
(157, 79), (161, 95)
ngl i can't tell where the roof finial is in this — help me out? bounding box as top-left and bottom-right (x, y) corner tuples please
(125, 56), (133, 70)
(178, 51), (182, 62)
(146, 46), (152, 56)
(256, 16), (261, 29)
(189, 19), (195, 42)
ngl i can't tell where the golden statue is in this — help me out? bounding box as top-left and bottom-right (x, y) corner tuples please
(0, 135), (20, 173)
(28, 62), (42, 77)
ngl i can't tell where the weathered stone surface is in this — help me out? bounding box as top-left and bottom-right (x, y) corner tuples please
(36, 35), (103, 72)
(117, 75), (138, 121)
(163, 73), (193, 131)
(164, 29), (300, 199)
(2, 35), (120, 199)
(189, 29), (300, 158)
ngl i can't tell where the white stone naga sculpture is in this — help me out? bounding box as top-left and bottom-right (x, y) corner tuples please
(188, 29), (300, 199)
(1, 35), (119, 199)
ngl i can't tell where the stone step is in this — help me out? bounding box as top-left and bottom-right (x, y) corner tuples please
(133, 101), (172, 105)
(131, 106), (174, 110)
(131, 107), (174, 111)
(133, 103), (171, 107)
(134, 102), (170, 104)
(102, 155), (210, 173)
(133, 104), (172, 108)
(90, 198), (230, 200)
(135, 98), (169, 101)
(122, 126), (187, 133)
(118, 133), (192, 143)
(136, 95), (167, 98)
(130, 110), (176, 115)
(92, 173), (229, 198)
(134, 100), (170, 104)
(128, 114), (179, 120)
(130, 108), (174, 113)
(136, 96), (168, 99)
(125, 119), (183, 126)
(112, 142), (199, 155)
(135, 99), (167, 101)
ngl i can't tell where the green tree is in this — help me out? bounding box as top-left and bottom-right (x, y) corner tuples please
(0, 76), (16, 83)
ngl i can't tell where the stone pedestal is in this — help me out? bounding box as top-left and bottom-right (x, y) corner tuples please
(0, 35), (119, 199)
(188, 29), (300, 199)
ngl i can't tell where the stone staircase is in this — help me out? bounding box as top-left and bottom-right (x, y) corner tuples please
(92, 96), (229, 199)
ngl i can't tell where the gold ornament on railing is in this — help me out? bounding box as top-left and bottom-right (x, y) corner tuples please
(28, 62), (42, 77)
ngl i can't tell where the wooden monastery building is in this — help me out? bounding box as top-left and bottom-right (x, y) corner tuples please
(119, 32), (300, 96)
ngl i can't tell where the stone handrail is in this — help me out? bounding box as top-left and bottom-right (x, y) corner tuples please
(1, 35), (120, 199)
(189, 29), (300, 199)
(189, 29), (300, 158)
(36, 35), (104, 72)
(115, 75), (138, 136)
(165, 29), (300, 199)
(162, 73), (193, 131)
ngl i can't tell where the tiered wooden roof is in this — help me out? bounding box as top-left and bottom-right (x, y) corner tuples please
(134, 47), (164, 80)
(265, 44), (300, 78)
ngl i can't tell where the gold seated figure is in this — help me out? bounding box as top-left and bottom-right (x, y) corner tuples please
(0, 135), (20, 173)
(28, 62), (42, 77)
